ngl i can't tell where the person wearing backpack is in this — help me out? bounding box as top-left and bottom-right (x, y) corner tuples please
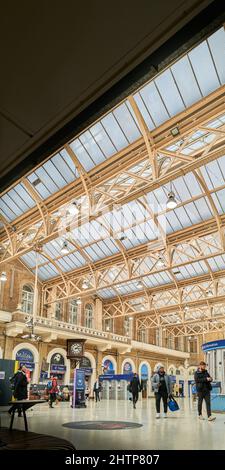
(194, 361), (216, 421)
(129, 373), (141, 409)
(151, 366), (172, 418)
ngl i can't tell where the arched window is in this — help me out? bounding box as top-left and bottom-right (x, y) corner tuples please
(55, 302), (62, 321)
(69, 300), (78, 324)
(21, 285), (34, 314)
(85, 304), (94, 329)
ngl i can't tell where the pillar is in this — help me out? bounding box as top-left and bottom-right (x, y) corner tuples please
(95, 298), (103, 331)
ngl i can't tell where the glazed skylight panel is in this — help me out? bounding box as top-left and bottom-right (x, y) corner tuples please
(84, 238), (119, 262)
(207, 254), (225, 272)
(173, 261), (208, 281)
(27, 149), (79, 198)
(133, 27), (225, 129)
(0, 182), (36, 222)
(69, 101), (141, 171)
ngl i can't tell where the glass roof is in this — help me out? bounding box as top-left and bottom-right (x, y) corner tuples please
(1, 27), (224, 223)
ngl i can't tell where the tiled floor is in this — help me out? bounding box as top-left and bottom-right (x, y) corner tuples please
(1, 398), (224, 450)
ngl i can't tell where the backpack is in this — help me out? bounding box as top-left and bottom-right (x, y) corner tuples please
(47, 380), (52, 391)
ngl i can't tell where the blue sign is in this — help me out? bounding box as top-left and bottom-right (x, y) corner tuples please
(99, 373), (134, 382)
(19, 361), (35, 371)
(75, 369), (85, 391)
(202, 339), (225, 352)
(79, 367), (93, 376)
(141, 364), (148, 379)
(16, 349), (34, 363)
(170, 375), (176, 383)
(103, 359), (115, 375)
(51, 365), (66, 373)
(123, 362), (133, 373)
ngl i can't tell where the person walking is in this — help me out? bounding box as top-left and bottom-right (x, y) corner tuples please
(93, 378), (101, 402)
(129, 373), (141, 409)
(194, 361), (215, 421)
(151, 366), (172, 418)
(9, 365), (28, 417)
(48, 376), (58, 408)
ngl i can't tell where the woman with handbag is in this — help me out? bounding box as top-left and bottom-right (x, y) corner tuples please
(151, 366), (172, 419)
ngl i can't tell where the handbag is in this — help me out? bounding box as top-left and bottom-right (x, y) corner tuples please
(168, 396), (179, 412)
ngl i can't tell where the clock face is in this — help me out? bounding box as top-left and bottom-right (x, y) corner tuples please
(71, 343), (82, 355)
(67, 339), (86, 358)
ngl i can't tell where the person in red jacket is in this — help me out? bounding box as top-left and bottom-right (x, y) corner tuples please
(48, 376), (58, 408)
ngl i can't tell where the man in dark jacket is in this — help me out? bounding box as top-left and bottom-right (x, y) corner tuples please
(129, 373), (141, 409)
(194, 361), (215, 421)
(9, 365), (28, 417)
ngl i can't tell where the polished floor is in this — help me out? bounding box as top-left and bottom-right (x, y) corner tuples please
(1, 398), (225, 450)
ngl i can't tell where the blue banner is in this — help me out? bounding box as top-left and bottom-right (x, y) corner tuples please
(202, 339), (225, 351)
(75, 369), (85, 391)
(99, 373), (134, 382)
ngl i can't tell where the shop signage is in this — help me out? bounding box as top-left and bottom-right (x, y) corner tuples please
(99, 373), (134, 381)
(16, 349), (34, 363)
(103, 359), (115, 375)
(79, 356), (91, 368)
(51, 364), (66, 373)
(0, 371), (5, 380)
(79, 367), (93, 376)
(19, 361), (35, 371)
(50, 353), (65, 365)
(123, 362), (133, 373)
(202, 339), (225, 351)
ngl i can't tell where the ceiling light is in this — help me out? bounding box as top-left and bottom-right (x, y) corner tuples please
(167, 191), (178, 209)
(0, 272), (7, 282)
(68, 202), (79, 215)
(129, 316), (133, 321)
(157, 254), (165, 267)
(184, 306), (189, 312)
(61, 240), (69, 254)
(137, 281), (142, 289)
(206, 290), (213, 297)
(170, 126), (180, 137)
(76, 298), (82, 305)
(32, 177), (41, 187)
(82, 280), (89, 289)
